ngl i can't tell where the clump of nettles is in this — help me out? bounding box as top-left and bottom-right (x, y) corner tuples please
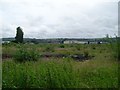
(14, 46), (39, 62)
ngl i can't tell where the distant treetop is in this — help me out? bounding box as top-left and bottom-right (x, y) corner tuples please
(15, 26), (24, 43)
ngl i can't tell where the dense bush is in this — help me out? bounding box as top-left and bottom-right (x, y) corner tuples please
(59, 45), (65, 48)
(44, 46), (54, 52)
(14, 46), (39, 62)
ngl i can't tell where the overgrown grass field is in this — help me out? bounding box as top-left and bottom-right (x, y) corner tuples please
(2, 43), (119, 88)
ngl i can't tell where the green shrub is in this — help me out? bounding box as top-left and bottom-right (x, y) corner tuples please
(59, 45), (65, 48)
(14, 46), (39, 62)
(84, 51), (89, 57)
(92, 46), (96, 50)
(76, 45), (80, 50)
(44, 46), (54, 52)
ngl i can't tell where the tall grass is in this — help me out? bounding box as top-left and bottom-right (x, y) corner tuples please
(117, 37), (120, 60)
(2, 58), (118, 88)
(107, 36), (120, 61)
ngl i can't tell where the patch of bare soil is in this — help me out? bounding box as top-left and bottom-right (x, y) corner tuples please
(41, 53), (94, 61)
(70, 54), (94, 61)
(2, 54), (12, 59)
(2, 53), (94, 61)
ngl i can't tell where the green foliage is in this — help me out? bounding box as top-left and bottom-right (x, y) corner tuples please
(14, 46), (39, 62)
(76, 45), (81, 50)
(92, 45), (96, 50)
(84, 51), (89, 57)
(15, 27), (24, 43)
(59, 44), (65, 48)
(44, 46), (54, 52)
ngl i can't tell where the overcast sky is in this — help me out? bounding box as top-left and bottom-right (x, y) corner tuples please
(0, 0), (118, 39)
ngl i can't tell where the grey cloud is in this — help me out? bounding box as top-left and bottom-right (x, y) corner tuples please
(0, 0), (118, 38)
(2, 25), (16, 38)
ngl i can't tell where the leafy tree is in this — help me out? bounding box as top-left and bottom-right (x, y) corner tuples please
(106, 34), (109, 38)
(15, 27), (24, 43)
